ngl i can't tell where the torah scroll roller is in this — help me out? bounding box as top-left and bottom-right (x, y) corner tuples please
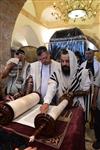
(33, 99), (68, 141)
(0, 92), (40, 125)
(48, 99), (68, 120)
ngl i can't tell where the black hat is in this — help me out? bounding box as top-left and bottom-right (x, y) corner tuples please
(16, 49), (25, 55)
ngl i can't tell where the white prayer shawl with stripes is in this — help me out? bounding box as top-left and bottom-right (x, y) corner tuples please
(81, 58), (100, 120)
(44, 67), (91, 110)
(81, 58), (100, 79)
(29, 60), (60, 95)
(44, 50), (91, 110)
(6, 59), (30, 95)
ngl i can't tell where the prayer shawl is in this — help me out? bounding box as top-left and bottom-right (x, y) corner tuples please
(6, 58), (30, 95)
(44, 50), (91, 111)
(81, 58), (100, 79)
(29, 60), (60, 96)
(81, 58), (100, 120)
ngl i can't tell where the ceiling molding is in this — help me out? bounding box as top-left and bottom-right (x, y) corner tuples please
(21, 8), (44, 26)
(32, 0), (38, 16)
(20, 0), (100, 30)
(20, 9), (100, 29)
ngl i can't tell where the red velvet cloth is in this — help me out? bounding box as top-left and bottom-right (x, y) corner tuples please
(4, 106), (85, 150)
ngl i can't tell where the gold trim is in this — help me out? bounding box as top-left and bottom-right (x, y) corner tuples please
(21, 8), (100, 29)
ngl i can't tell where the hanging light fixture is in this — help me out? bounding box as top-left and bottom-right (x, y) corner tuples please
(51, 0), (100, 22)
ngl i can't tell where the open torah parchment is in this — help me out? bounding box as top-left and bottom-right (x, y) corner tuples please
(1, 94), (70, 149)
(13, 104), (44, 128)
(13, 101), (68, 128)
(1, 92), (68, 128)
(13, 100), (68, 128)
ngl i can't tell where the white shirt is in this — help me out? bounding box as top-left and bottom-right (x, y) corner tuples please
(41, 64), (50, 98)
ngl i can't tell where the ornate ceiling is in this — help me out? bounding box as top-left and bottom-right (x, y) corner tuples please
(21, 0), (100, 28)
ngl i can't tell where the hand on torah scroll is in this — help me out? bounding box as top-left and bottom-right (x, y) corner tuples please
(4, 95), (15, 101)
(59, 92), (74, 108)
(40, 103), (49, 113)
(15, 146), (37, 150)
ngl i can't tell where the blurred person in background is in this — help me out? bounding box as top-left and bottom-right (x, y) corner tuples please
(0, 49), (30, 100)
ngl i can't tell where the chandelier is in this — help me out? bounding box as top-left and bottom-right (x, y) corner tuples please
(51, 0), (100, 22)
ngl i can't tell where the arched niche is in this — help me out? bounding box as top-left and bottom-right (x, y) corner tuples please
(48, 27), (100, 62)
(49, 27), (86, 60)
(12, 25), (40, 49)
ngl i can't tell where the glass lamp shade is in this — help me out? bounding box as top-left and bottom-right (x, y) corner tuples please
(68, 9), (87, 19)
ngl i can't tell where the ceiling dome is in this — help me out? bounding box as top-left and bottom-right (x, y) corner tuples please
(41, 6), (61, 22)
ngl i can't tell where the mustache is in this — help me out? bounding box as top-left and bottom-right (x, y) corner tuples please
(62, 65), (70, 69)
(62, 65), (70, 76)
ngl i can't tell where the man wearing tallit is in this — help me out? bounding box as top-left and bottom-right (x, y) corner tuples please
(40, 49), (91, 113)
(28, 46), (60, 102)
(81, 41), (100, 125)
(81, 41), (100, 81)
(0, 49), (30, 97)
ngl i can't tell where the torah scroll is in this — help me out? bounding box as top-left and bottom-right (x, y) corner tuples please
(47, 99), (68, 120)
(34, 99), (68, 137)
(0, 92), (40, 125)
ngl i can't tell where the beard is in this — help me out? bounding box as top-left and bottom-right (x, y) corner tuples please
(61, 65), (70, 76)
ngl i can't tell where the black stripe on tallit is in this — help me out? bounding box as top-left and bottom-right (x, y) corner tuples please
(50, 73), (55, 78)
(72, 79), (81, 92)
(69, 68), (82, 90)
(50, 77), (56, 81)
(71, 69), (79, 84)
(71, 75), (78, 85)
(62, 89), (65, 94)
(77, 67), (83, 72)
(71, 67), (83, 86)
(73, 78), (82, 92)
(69, 72), (82, 92)
(50, 72), (59, 86)
(50, 72), (57, 80)
(64, 87), (67, 91)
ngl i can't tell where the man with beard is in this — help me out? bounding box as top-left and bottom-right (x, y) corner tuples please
(40, 49), (91, 113)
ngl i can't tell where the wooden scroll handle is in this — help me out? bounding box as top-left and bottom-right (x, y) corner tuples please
(0, 104), (14, 125)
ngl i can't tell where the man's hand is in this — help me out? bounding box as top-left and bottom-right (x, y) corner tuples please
(40, 103), (49, 113)
(66, 92), (74, 101)
(4, 95), (15, 101)
(15, 146), (37, 150)
(59, 92), (74, 108)
(13, 92), (22, 99)
(60, 92), (74, 101)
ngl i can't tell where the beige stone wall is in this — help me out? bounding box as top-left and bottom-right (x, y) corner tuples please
(0, 0), (26, 65)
